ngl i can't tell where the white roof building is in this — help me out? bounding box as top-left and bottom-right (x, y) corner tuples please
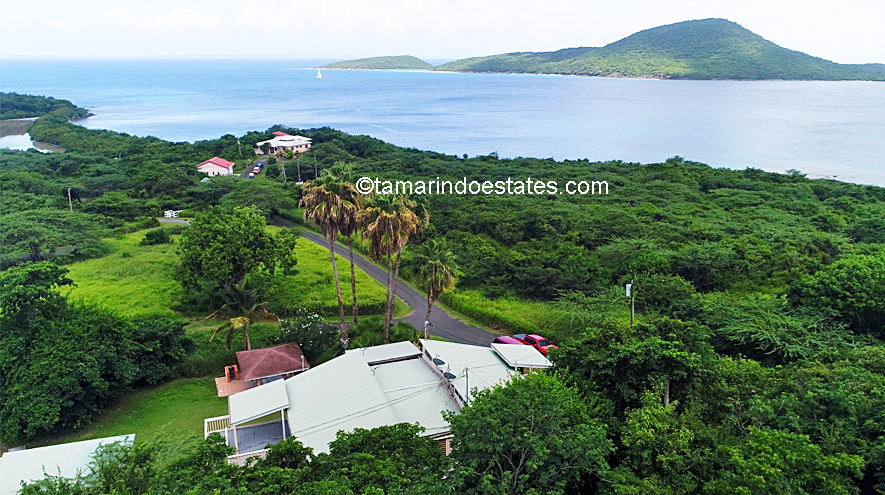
(0, 434), (134, 495)
(206, 340), (519, 460)
(255, 132), (312, 155)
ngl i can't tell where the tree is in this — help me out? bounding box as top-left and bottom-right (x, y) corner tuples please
(703, 427), (863, 495)
(219, 177), (297, 218)
(0, 209), (109, 262)
(789, 253), (885, 335)
(177, 205), (298, 299)
(554, 318), (716, 412)
(359, 194), (428, 341)
(309, 423), (449, 494)
(208, 283), (281, 351)
(321, 162), (363, 325)
(408, 238), (458, 328)
(301, 168), (361, 339)
(446, 373), (612, 495)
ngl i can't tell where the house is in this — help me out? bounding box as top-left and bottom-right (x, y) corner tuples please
(0, 434), (134, 495)
(254, 132), (312, 155)
(197, 156), (235, 176)
(215, 343), (311, 397)
(204, 340), (518, 464)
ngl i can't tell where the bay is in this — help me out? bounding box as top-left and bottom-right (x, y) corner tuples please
(2, 59), (884, 185)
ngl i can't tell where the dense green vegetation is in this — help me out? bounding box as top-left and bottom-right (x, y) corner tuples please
(0, 92), (90, 120)
(436, 18), (885, 80)
(321, 55), (434, 70)
(9, 94), (885, 492)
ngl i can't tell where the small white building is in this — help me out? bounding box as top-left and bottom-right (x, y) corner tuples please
(0, 434), (134, 495)
(197, 157), (235, 176)
(255, 132), (312, 155)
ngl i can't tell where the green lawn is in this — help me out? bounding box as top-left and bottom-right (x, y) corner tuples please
(63, 226), (394, 319)
(48, 377), (227, 446)
(63, 226), (183, 318)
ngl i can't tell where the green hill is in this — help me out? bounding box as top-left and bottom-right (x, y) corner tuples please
(321, 55), (434, 70)
(435, 19), (885, 80)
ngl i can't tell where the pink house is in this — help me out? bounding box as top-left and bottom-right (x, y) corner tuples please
(255, 132), (312, 155)
(198, 157), (235, 176)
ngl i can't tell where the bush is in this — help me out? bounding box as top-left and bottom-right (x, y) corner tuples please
(348, 316), (418, 348)
(140, 228), (172, 246)
(277, 312), (343, 365)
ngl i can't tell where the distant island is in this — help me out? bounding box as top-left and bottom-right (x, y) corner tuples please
(324, 19), (885, 81)
(321, 55), (434, 70)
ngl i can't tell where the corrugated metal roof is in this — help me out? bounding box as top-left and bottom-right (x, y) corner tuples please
(346, 340), (422, 365)
(420, 339), (518, 405)
(285, 351), (400, 452)
(491, 343), (552, 368)
(0, 434), (134, 495)
(372, 358), (457, 437)
(229, 378), (289, 425)
(237, 343), (309, 381)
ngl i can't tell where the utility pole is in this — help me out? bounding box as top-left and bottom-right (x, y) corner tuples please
(237, 138), (243, 156)
(464, 367), (469, 405)
(313, 154), (318, 179)
(626, 280), (635, 326)
(67, 188), (73, 212)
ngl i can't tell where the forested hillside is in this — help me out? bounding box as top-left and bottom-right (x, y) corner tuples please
(321, 55), (434, 70)
(6, 95), (885, 493)
(436, 18), (885, 80)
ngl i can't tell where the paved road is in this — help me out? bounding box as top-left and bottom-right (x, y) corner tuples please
(159, 215), (497, 345)
(274, 219), (496, 345)
(241, 157), (269, 178)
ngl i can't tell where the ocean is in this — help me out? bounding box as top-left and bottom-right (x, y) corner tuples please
(2, 58), (884, 185)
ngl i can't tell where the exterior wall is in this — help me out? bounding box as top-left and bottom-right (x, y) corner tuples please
(198, 164), (233, 176)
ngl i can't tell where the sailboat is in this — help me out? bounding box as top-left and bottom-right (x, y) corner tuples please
(316, 69), (323, 79)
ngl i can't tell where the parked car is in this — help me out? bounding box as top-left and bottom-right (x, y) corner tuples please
(248, 172), (255, 179)
(512, 334), (557, 356)
(252, 167), (261, 174)
(492, 336), (525, 345)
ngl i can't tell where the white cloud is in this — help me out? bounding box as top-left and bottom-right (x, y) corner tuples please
(98, 5), (137, 27)
(140, 8), (225, 32)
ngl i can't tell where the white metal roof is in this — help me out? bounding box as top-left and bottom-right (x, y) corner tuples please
(256, 135), (312, 147)
(284, 351), (401, 452)
(346, 340), (422, 365)
(420, 339), (518, 405)
(372, 358), (458, 437)
(491, 343), (552, 368)
(229, 378), (289, 425)
(0, 434), (133, 495)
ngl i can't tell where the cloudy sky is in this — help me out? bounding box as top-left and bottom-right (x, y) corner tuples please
(2, 0), (883, 63)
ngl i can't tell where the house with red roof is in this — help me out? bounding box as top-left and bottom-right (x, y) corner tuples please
(197, 156), (235, 176)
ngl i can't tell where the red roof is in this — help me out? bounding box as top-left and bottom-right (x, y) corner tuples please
(236, 343), (310, 381)
(273, 131), (292, 137)
(198, 156), (235, 169)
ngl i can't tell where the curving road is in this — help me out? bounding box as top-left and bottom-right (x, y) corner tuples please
(161, 216), (497, 345)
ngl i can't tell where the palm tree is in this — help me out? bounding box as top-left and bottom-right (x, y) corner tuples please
(300, 167), (361, 340)
(323, 163), (363, 325)
(208, 283), (280, 351)
(409, 238), (458, 334)
(359, 194), (428, 341)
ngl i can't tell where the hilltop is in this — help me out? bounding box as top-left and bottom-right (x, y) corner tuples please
(321, 55), (434, 70)
(435, 19), (885, 80)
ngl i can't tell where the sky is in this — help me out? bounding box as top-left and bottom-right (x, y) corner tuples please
(1, 0), (883, 63)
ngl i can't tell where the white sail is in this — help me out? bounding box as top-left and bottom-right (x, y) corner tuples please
(316, 69), (323, 79)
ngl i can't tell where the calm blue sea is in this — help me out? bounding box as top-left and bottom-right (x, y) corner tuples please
(2, 59), (885, 185)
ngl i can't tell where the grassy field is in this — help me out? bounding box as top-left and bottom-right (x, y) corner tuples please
(46, 377), (227, 447)
(63, 226), (393, 319)
(63, 225), (183, 318)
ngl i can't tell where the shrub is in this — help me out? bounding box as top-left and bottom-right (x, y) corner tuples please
(140, 228), (172, 246)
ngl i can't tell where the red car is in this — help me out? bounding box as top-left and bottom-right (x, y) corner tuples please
(512, 334), (557, 356)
